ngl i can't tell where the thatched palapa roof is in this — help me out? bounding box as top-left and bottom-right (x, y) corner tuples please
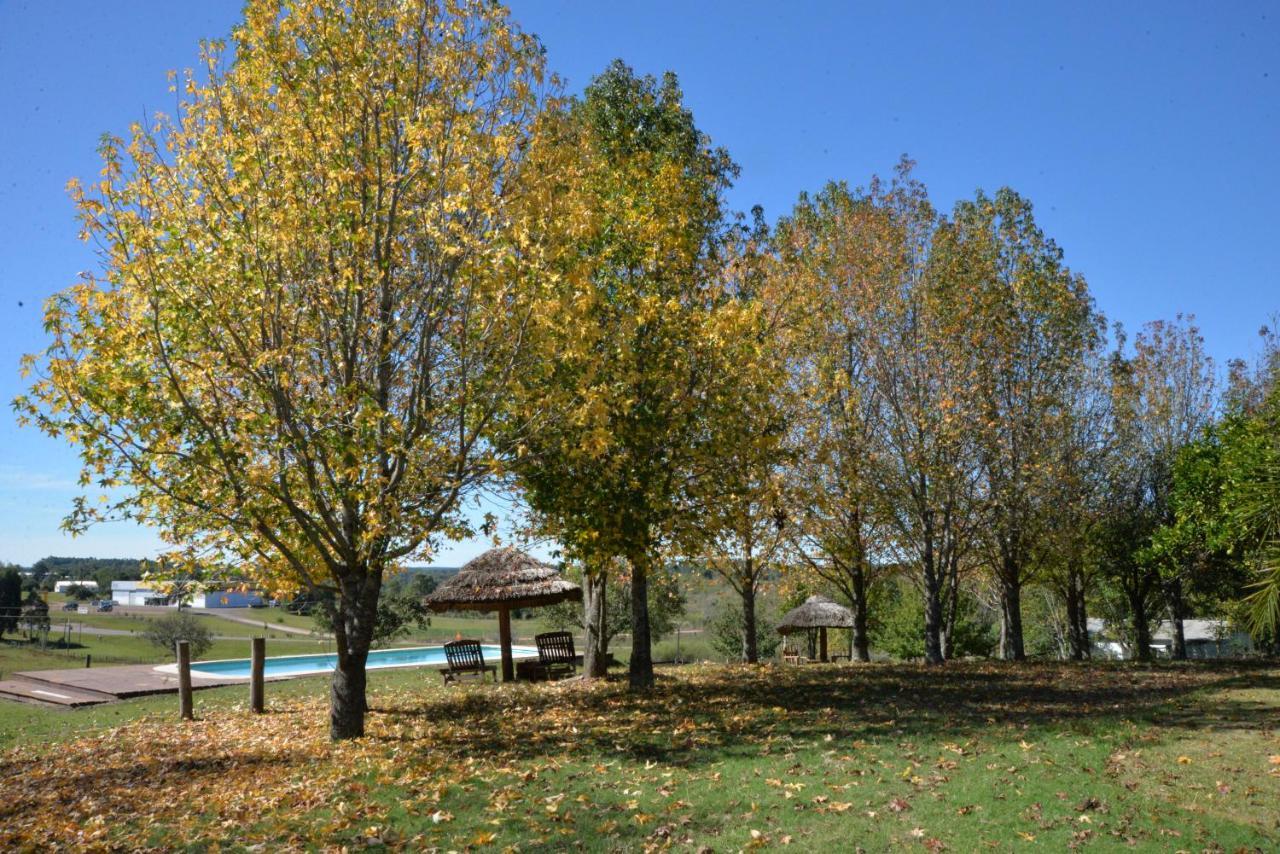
(424, 546), (582, 612)
(776, 595), (854, 634)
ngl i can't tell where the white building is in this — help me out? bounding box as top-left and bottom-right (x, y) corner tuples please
(1088, 617), (1252, 660)
(53, 579), (99, 593)
(111, 580), (163, 606)
(110, 580), (264, 608)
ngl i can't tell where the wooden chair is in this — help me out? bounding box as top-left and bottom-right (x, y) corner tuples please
(782, 640), (804, 665)
(439, 639), (497, 684)
(535, 631), (578, 681)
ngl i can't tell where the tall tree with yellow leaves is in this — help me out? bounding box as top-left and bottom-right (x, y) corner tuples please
(17, 0), (549, 739)
(509, 60), (754, 689)
(775, 181), (901, 662)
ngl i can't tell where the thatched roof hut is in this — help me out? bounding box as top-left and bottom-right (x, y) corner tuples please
(776, 595), (854, 633)
(776, 595), (854, 663)
(425, 546), (581, 682)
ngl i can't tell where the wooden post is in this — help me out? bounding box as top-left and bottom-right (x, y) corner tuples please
(819, 627), (829, 663)
(85, 654), (91, 668)
(177, 640), (194, 720)
(498, 607), (514, 683)
(250, 637), (266, 713)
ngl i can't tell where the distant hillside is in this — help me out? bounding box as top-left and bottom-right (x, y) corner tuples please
(404, 566), (460, 580)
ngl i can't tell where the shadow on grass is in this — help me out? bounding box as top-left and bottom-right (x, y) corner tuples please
(375, 659), (1280, 769)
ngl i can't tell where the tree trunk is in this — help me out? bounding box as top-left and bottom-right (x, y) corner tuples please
(741, 577), (758, 664)
(582, 571), (609, 678)
(1064, 571), (1086, 661)
(923, 564), (945, 666)
(850, 563), (871, 662)
(628, 555), (654, 690)
(329, 569), (381, 740)
(1130, 586), (1153, 662)
(1167, 578), (1187, 660)
(1076, 578), (1091, 660)
(999, 573), (1026, 661)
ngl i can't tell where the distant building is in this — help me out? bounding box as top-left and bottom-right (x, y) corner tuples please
(111, 580), (158, 606)
(1087, 617), (1252, 659)
(110, 580), (263, 608)
(53, 580), (99, 593)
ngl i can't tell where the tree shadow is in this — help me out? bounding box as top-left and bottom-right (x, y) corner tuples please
(374, 660), (1280, 768)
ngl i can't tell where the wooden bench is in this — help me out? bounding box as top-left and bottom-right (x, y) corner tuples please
(439, 639), (497, 684)
(515, 632), (579, 682)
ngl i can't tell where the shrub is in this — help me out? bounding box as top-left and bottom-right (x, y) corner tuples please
(64, 584), (97, 601)
(708, 602), (782, 661)
(144, 611), (214, 659)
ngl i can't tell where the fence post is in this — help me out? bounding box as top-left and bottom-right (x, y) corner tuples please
(177, 640), (194, 720)
(250, 637), (265, 714)
(85, 654), (91, 668)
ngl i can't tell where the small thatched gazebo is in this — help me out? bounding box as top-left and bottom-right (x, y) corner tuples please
(776, 595), (854, 663)
(424, 547), (582, 682)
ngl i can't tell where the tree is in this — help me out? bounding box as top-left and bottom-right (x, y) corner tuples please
(869, 574), (996, 661)
(776, 180), (896, 663)
(1218, 382), (1280, 637)
(17, 0), (548, 739)
(1146, 430), (1246, 638)
(20, 590), (49, 639)
(691, 212), (796, 664)
(1038, 355), (1112, 660)
(144, 611), (214, 660)
(939, 188), (1101, 660)
(313, 574), (431, 648)
(0, 568), (22, 639)
(65, 584), (98, 602)
(708, 601), (781, 662)
(854, 161), (980, 665)
(1101, 318), (1216, 660)
(509, 60), (749, 689)
(542, 563), (686, 653)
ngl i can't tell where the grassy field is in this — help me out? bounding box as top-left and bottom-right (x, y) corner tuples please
(1, 660), (1277, 851)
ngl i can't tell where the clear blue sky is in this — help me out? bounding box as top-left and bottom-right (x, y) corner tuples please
(1, 1), (1276, 565)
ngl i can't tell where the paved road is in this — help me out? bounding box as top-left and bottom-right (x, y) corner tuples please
(51, 623), (325, 643)
(189, 608), (325, 636)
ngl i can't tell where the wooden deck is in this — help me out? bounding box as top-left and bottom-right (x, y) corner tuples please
(0, 664), (262, 707)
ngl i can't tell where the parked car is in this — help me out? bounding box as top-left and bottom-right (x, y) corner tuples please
(61, 601), (79, 611)
(94, 600), (114, 612)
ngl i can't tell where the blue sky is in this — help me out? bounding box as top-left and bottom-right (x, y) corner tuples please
(0, 1), (1276, 565)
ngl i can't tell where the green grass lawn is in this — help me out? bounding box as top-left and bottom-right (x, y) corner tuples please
(1, 660), (1277, 851)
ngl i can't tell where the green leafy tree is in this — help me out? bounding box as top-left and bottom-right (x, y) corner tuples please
(313, 577), (431, 648)
(1218, 390), (1280, 636)
(543, 563), (686, 653)
(0, 568), (22, 638)
(509, 60), (749, 689)
(65, 584), (97, 602)
(1100, 318), (1216, 660)
(869, 575), (996, 660)
(708, 601), (781, 662)
(144, 611), (214, 660)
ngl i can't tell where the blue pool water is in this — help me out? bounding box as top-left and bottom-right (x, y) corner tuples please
(177, 644), (536, 679)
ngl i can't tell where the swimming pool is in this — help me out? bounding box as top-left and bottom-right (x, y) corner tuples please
(157, 644), (537, 680)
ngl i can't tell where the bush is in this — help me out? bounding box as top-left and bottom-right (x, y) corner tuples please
(869, 578), (997, 660)
(708, 602), (782, 661)
(64, 584), (97, 601)
(144, 611), (214, 659)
